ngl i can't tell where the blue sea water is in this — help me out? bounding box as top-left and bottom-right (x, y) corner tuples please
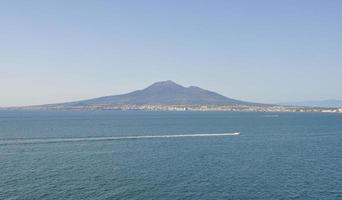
(0, 111), (342, 200)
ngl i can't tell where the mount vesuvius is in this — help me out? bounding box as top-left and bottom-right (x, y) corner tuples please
(35, 80), (258, 108)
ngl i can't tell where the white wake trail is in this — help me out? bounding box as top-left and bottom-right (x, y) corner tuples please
(0, 132), (240, 145)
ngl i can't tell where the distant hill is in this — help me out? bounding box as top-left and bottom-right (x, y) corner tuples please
(280, 99), (342, 108)
(47, 80), (258, 107)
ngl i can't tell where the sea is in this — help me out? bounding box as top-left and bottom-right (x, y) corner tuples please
(0, 110), (341, 200)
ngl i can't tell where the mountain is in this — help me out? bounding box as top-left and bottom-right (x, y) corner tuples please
(49, 80), (256, 107)
(279, 99), (342, 108)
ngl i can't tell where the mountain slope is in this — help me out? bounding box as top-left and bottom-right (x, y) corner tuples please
(63, 80), (254, 106)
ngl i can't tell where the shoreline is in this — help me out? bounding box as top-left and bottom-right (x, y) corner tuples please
(2, 104), (342, 114)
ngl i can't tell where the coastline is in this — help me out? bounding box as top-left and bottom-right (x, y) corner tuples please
(4, 104), (342, 113)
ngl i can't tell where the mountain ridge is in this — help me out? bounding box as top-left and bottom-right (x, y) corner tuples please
(38, 80), (258, 107)
(5, 81), (342, 113)
(69, 80), (255, 106)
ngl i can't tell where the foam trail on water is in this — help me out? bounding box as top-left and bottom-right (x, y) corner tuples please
(0, 132), (240, 145)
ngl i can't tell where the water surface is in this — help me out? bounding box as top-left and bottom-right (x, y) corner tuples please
(1, 111), (342, 199)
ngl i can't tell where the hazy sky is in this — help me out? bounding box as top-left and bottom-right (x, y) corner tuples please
(1, 0), (341, 106)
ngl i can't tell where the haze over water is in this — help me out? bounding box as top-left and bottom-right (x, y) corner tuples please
(1, 111), (342, 199)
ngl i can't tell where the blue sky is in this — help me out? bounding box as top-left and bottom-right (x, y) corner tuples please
(1, 0), (341, 106)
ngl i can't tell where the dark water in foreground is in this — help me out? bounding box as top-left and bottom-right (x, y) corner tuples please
(0, 111), (342, 200)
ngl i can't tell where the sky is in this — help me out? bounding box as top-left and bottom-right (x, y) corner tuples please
(1, 0), (341, 106)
